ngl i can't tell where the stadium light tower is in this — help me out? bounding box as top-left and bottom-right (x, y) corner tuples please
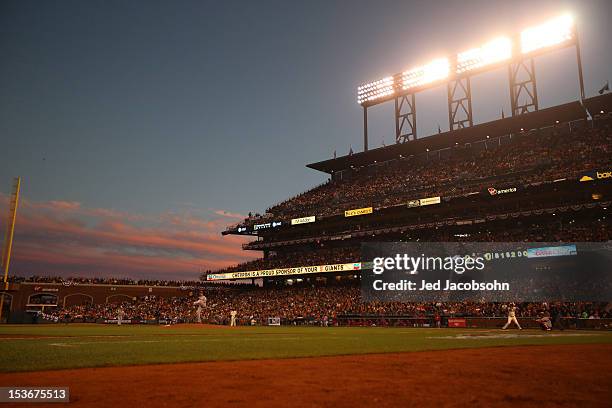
(356, 13), (584, 151)
(449, 37), (513, 130)
(509, 14), (581, 116)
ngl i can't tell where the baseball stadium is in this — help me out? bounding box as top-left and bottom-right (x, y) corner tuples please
(1, 3), (611, 408)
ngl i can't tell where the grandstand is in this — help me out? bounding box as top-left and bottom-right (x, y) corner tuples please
(181, 93), (611, 328)
(214, 94), (611, 282)
(189, 93), (612, 327)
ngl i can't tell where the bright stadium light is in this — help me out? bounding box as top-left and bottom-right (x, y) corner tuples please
(456, 37), (512, 73)
(521, 14), (574, 54)
(357, 76), (395, 104)
(401, 58), (449, 90)
(356, 13), (581, 108)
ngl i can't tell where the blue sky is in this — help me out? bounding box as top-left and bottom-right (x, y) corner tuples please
(0, 0), (610, 279)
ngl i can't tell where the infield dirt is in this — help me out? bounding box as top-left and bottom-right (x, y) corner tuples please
(0, 344), (610, 407)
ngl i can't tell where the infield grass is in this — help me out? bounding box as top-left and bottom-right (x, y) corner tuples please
(1, 324), (611, 372)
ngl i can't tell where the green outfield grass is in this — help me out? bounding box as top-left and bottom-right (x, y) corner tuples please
(1, 324), (611, 372)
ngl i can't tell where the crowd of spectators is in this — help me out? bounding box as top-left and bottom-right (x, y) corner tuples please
(44, 282), (611, 326)
(8, 276), (202, 287)
(47, 295), (194, 322)
(245, 125), (610, 221)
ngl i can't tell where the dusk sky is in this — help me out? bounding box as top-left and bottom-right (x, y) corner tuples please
(1, 0), (611, 280)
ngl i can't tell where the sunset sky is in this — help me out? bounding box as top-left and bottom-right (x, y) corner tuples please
(1, 0), (611, 280)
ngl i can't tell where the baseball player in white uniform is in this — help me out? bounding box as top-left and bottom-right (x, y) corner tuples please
(230, 310), (237, 327)
(502, 304), (522, 330)
(193, 294), (207, 324)
(117, 306), (125, 326)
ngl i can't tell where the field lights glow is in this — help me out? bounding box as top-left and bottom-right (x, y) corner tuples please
(357, 13), (575, 105)
(402, 58), (450, 90)
(357, 76), (395, 104)
(521, 14), (574, 54)
(456, 37), (512, 73)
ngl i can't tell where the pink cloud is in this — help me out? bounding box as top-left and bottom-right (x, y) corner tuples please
(0, 194), (255, 281)
(23, 199), (82, 212)
(47, 200), (81, 211)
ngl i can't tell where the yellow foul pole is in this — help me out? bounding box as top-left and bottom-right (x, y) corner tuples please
(0, 177), (21, 322)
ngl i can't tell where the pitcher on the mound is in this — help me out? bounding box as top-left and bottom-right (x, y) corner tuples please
(117, 306), (125, 326)
(502, 303), (522, 330)
(193, 293), (207, 324)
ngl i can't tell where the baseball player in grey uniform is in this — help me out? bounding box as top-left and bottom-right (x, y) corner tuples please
(536, 313), (553, 331)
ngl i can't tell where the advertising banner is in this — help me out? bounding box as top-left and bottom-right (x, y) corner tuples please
(407, 196), (441, 208)
(344, 207), (373, 217)
(579, 170), (611, 182)
(291, 216), (316, 225)
(527, 245), (577, 258)
(487, 186), (517, 196)
(253, 221), (282, 230)
(207, 262), (362, 280)
(419, 196), (441, 206)
(407, 199), (420, 208)
(447, 318), (467, 328)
